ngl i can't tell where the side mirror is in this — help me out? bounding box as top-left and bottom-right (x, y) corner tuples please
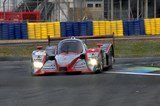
(37, 46), (43, 50)
(97, 43), (103, 48)
(80, 53), (85, 59)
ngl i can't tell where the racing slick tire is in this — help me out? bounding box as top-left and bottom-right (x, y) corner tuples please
(103, 55), (114, 71)
(95, 62), (103, 74)
(95, 54), (104, 74)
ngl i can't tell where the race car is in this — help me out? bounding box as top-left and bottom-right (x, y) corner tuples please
(31, 36), (114, 75)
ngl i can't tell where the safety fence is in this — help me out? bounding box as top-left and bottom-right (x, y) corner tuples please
(0, 18), (160, 40)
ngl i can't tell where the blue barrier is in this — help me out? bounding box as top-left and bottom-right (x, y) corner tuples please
(21, 22), (28, 39)
(60, 21), (93, 37)
(128, 20), (135, 35)
(14, 23), (22, 39)
(139, 19), (145, 35)
(60, 22), (67, 37)
(73, 22), (80, 36)
(2, 23), (9, 40)
(66, 22), (73, 37)
(0, 23), (2, 40)
(8, 23), (15, 39)
(134, 20), (141, 35)
(123, 20), (145, 36)
(80, 22), (87, 36)
(86, 21), (93, 36)
(123, 21), (129, 36)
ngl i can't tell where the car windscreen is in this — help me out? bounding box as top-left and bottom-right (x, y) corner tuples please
(58, 40), (83, 54)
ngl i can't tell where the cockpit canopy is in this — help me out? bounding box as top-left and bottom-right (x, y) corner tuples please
(58, 39), (84, 54)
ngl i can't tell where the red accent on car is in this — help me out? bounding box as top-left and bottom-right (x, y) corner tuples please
(36, 46), (43, 50)
(97, 43), (103, 48)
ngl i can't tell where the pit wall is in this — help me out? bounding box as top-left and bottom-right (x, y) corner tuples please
(0, 19), (159, 40)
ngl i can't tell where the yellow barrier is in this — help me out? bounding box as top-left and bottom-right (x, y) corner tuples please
(150, 19), (156, 35)
(93, 20), (123, 37)
(144, 19), (151, 35)
(116, 20), (123, 37)
(155, 18), (160, 35)
(54, 22), (61, 38)
(41, 23), (47, 39)
(47, 22), (55, 38)
(105, 21), (111, 35)
(99, 21), (106, 36)
(35, 23), (41, 39)
(144, 18), (160, 35)
(93, 21), (100, 36)
(28, 22), (61, 40)
(27, 23), (35, 39)
(110, 21), (117, 36)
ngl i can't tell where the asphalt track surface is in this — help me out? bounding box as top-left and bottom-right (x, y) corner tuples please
(0, 58), (160, 106)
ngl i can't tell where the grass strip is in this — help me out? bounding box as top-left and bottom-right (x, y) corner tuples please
(0, 39), (160, 58)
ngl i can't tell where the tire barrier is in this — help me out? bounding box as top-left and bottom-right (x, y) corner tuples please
(2, 23), (9, 40)
(93, 20), (123, 37)
(0, 22), (28, 40)
(21, 23), (28, 39)
(27, 23), (35, 39)
(35, 23), (42, 39)
(80, 22), (87, 36)
(139, 20), (145, 35)
(41, 23), (47, 39)
(0, 23), (2, 40)
(8, 23), (15, 39)
(47, 22), (55, 38)
(144, 18), (160, 35)
(53, 22), (61, 38)
(123, 20), (145, 36)
(28, 22), (61, 39)
(14, 23), (21, 39)
(111, 20), (124, 37)
(0, 19), (160, 40)
(86, 21), (93, 36)
(60, 21), (93, 37)
(155, 18), (160, 35)
(73, 22), (80, 36)
(66, 22), (73, 37)
(61, 22), (67, 37)
(93, 21), (110, 36)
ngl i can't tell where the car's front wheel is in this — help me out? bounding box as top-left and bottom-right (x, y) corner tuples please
(95, 56), (103, 73)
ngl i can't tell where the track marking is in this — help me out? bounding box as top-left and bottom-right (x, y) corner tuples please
(105, 71), (160, 76)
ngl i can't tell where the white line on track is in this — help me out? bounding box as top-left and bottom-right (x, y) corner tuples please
(105, 71), (160, 76)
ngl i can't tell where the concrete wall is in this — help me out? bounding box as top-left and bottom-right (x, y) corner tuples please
(85, 0), (104, 20)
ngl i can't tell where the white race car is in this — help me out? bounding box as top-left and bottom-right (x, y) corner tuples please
(31, 37), (114, 75)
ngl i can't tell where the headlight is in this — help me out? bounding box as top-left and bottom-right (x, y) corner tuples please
(33, 61), (43, 69)
(88, 58), (98, 66)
